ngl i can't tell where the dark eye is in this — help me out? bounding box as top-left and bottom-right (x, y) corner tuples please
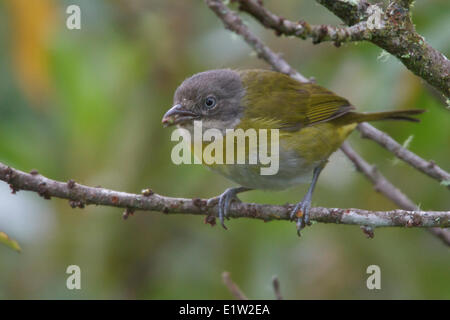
(204, 96), (217, 109)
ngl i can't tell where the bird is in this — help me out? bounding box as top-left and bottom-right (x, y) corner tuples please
(162, 69), (424, 235)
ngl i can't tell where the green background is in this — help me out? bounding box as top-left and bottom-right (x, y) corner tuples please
(0, 0), (449, 299)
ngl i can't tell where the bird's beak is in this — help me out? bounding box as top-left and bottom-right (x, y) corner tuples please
(162, 104), (199, 127)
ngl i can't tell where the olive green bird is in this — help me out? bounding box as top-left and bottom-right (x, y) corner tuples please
(162, 69), (424, 235)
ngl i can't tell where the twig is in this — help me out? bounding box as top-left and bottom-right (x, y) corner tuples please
(0, 162), (449, 229)
(272, 275), (283, 300)
(428, 227), (450, 246)
(341, 142), (450, 246)
(357, 123), (450, 188)
(237, 0), (372, 46)
(340, 142), (417, 211)
(205, 0), (309, 83)
(222, 272), (248, 300)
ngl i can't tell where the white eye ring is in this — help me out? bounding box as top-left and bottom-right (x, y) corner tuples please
(204, 96), (217, 109)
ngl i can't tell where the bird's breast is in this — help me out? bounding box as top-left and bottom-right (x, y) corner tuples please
(207, 145), (319, 190)
(187, 121), (355, 190)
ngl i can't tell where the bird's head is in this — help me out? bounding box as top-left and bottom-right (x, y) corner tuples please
(162, 69), (245, 133)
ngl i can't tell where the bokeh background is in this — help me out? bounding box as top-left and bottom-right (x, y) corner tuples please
(0, 0), (449, 299)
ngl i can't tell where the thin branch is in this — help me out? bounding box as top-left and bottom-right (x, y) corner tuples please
(0, 162), (449, 229)
(357, 123), (450, 188)
(223, 272), (284, 299)
(236, 0), (450, 97)
(222, 272), (248, 300)
(272, 275), (283, 300)
(428, 227), (450, 246)
(205, 0), (309, 83)
(340, 142), (417, 211)
(237, 0), (372, 46)
(341, 142), (450, 246)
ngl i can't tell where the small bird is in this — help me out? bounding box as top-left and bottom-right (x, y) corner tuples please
(162, 69), (424, 234)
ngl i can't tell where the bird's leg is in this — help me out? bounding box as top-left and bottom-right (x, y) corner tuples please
(207, 187), (251, 230)
(290, 163), (325, 236)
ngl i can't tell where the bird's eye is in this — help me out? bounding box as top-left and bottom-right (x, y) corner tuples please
(204, 96), (217, 109)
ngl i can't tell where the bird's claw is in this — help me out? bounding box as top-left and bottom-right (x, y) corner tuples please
(290, 200), (311, 236)
(210, 188), (243, 230)
(206, 196), (220, 207)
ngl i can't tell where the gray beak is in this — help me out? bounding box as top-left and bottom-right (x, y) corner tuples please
(162, 104), (199, 127)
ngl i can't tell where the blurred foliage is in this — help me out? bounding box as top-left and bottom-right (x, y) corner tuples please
(0, 0), (449, 299)
(0, 231), (21, 252)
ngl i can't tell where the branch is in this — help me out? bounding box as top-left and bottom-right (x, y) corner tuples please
(428, 227), (450, 246)
(222, 272), (248, 300)
(272, 275), (283, 300)
(357, 123), (450, 188)
(222, 272), (284, 299)
(340, 142), (416, 211)
(1, 162), (449, 229)
(206, 0), (309, 83)
(236, 0), (372, 46)
(341, 142), (450, 245)
(237, 0), (450, 97)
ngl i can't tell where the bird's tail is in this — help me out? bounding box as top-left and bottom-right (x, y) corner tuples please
(344, 109), (426, 123)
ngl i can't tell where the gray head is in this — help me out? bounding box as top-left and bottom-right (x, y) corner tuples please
(162, 69), (245, 132)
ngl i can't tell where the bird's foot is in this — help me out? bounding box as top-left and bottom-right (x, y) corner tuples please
(207, 187), (246, 230)
(290, 198), (312, 236)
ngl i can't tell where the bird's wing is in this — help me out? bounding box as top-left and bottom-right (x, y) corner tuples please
(238, 70), (354, 131)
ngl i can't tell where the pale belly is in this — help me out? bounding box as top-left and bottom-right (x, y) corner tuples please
(208, 147), (321, 190)
(192, 122), (355, 190)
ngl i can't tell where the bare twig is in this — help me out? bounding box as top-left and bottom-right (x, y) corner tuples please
(340, 142), (417, 211)
(272, 275), (283, 300)
(1, 162), (449, 229)
(205, 0), (309, 83)
(237, 0), (372, 46)
(222, 272), (284, 300)
(341, 142), (450, 246)
(357, 123), (450, 188)
(428, 227), (450, 245)
(222, 272), (248, 300)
